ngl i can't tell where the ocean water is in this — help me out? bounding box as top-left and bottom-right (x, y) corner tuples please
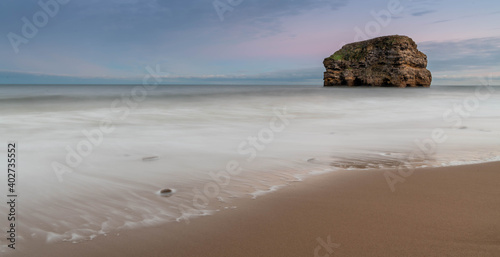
(0, 84), (499, 252)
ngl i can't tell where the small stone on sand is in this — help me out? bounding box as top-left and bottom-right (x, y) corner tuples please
(159, 188), (174, 197)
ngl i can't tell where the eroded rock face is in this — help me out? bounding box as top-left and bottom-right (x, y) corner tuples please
(323, 35), (432, 87)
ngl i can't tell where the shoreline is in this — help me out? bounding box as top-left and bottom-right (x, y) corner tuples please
(11, 161), (500, 256)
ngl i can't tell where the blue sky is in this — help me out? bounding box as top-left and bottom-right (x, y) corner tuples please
(1, 0), (499, 85)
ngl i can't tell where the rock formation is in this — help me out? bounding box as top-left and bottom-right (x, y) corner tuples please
(323, 35), (432, 87)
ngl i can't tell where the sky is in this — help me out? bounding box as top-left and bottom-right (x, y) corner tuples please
(0, 0), (499, 85)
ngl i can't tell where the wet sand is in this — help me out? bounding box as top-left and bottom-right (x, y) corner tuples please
(16, 161), (500, 257)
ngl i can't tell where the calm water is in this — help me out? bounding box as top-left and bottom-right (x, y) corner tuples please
(0, 84), (499, 252)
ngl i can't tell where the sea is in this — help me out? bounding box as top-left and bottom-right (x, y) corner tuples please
(0, 84), (499, 252)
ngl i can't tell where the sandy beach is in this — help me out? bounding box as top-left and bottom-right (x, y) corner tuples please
(16, 161), (500, 257)
(3, 0), (500, 256)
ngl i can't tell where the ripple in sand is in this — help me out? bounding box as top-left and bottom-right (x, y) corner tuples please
(329, 153), (432, 170)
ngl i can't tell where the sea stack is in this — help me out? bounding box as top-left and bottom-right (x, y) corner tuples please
(323, 35), (432, 87)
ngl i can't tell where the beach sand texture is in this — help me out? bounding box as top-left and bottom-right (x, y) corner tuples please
(18, 161), (500, 257)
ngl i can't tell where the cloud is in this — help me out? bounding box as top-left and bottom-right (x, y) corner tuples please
(430, 10), (500, 24)
(420, 37), (500, 71)
(395, 0), (440, 18)
(50, 0), (350, 28)
(0, 0), (351, 80)
(411, 10), (435, 16)
(419, 37), (500, 83)
(0, 0), (351, 55)
(431, 19), (451, 24)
